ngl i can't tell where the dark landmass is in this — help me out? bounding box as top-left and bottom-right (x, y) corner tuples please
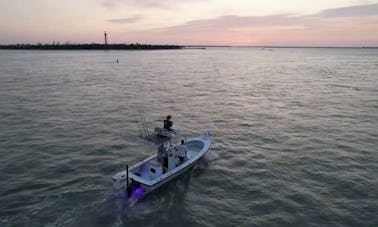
(1, 43), (375, 50)
(0, 43), (182, 50)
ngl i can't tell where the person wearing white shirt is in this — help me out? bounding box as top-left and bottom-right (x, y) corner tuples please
(177, 140), (186, 163)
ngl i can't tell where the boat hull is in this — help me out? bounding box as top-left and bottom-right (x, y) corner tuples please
(137, 149), (208, 194)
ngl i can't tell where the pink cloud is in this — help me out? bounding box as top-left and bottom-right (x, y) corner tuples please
(111, 9), (378, 46)
(317, 3), (378, 17)
(107, 15), (142, 24)
(101, 0), (208, 9)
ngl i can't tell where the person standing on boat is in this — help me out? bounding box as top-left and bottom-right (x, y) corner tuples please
(157, 143), (165, 164)
(177, 140), (187, 163)
(164, 115), (173, 131)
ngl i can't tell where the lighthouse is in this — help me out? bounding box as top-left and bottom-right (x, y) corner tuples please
(104, 31), (108, 45)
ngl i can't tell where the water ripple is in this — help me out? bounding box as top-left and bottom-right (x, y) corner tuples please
(0, 48), (377, 226)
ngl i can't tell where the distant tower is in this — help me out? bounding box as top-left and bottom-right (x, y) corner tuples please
(104, 31), (108, 45)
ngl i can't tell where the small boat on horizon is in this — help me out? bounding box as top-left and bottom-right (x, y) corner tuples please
(112, 132), (212, 200)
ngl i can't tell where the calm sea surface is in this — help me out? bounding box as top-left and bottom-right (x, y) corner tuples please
(0, 48), (377, 226)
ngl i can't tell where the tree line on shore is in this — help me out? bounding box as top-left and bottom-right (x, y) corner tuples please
(0, 42), (182, 50)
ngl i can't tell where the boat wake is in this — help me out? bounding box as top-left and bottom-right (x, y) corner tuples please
(112, 166), (194, 219)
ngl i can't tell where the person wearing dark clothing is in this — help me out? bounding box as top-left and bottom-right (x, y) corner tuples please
(157, 143), (165, 164)
(163, 115), (173, 131)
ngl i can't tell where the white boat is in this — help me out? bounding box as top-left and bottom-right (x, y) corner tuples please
(112, 132), (211, 198)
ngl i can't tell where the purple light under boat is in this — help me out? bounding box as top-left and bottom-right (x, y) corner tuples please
(131, 187), (144, 198)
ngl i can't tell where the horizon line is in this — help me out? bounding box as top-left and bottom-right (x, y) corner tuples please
(0, 42), (377, 49)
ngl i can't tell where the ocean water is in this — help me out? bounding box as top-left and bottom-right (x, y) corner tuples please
(0, 47), (377, 226)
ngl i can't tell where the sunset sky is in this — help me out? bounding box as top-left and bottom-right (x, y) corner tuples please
(0, 0), (377, 46)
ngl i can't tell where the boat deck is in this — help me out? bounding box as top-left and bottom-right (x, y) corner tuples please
(112, 134), (211, 189)
(130, 138), (207, 182)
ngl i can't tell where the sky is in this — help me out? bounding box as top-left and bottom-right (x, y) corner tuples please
(0, 0), (377, 46)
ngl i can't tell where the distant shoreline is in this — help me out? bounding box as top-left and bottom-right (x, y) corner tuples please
(0, 43), (376, 50)
(0, 43), (182, 50)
